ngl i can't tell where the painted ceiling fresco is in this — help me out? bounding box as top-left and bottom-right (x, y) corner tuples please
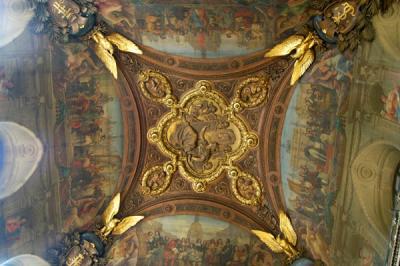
(0, 1), (399, 266)
(106, 215), (276, 265)
(97, 0), (312, 58)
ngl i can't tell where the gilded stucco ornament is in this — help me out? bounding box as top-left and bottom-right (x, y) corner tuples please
(30, 0), (142, 79)
(47, 193), (144, 266)
(139, 70), (267, 206)
(265, 0), (397, 86)
(252, 211), (300, 261)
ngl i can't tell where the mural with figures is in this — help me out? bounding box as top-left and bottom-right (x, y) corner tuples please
(96, 0), (313, 58)
(379, 69), (400, 123)
(52, 42), (124, 233)
(0, 32), (125, 257)
(280, 49), (353, 266)
(107, 215), (276, 266)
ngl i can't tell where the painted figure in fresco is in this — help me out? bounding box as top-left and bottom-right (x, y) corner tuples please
(108, 234), (139, 266)
(220, 239), (234, 265)
(163, 239), (178, 266)
(249, 243), (272, 266)
(228, 245), (250, 265)
(139, 227), (272, 266)
(64, 45), (100, 79)
(381, 85), (400, 122)
(0, 67), (14, 100)
(302, 222), (331, 266)
(3, 216), (27, 242)
(127, 4), (269, 57)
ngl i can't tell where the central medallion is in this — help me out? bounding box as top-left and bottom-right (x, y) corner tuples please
(138, 70), (269, 205)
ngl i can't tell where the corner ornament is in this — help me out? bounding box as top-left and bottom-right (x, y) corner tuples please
(265, 0), (386, 86)
(30, 0), (142, 79)
(138, 70), (268, 206)
(48, 193), (144, 266)
(252, 211), (316, 265)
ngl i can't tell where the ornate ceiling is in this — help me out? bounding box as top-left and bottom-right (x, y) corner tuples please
(0, 0), (400, 266)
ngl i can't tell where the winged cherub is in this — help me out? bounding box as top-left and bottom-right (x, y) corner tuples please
(252, 211), (300, 261)
(264, 32), (322, 86)
(99, 193), (144, 238)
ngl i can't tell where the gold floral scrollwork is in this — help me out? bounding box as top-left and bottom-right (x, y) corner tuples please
(228, 168), (262, 206)
(232, 76), (270, 112)
(139, 71), (266, 205)
(138, 70), (177, 106)
(141, 162), (175, 196)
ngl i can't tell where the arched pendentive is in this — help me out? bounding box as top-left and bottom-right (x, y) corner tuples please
(351, 142), (400, 252)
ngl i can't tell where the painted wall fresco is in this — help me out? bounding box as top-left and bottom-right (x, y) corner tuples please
(106, 215), (276, 266)
(0, 32), (49, 258)
(362, 59), (400, 124)
(96, 0), (313, 58)
(51, 42), (124, 233)
(280, 49), (353, 266)
(0, 31), (125, 259)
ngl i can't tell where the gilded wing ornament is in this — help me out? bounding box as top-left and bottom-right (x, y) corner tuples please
(102, 193), (120, 226)
(90, 29), (143, 79)
(279, 211), (297, 246)
(93, 38), (118, 79)
(291, 49), (314, 86)
(106, 33), (143, 55)
(265, 32), (320, 86)
(252, 211), (300, 261)
(251, 230), (284, 253)
(112, 216), (145, 235)
(264, 35), (304, 57)
(99, 193), (144, 238)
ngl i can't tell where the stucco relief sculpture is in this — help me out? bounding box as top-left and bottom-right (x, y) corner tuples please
(138, 70), (268, 206)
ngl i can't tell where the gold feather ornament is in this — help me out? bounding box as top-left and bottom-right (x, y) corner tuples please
(265, 32), (321, 86)
(90, 30), (143, 79)
(99, 193), (144, 238)
(252, 211), (300, 260)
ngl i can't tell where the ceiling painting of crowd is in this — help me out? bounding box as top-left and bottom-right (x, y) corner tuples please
(279, 20), (400, 263)
(0, 31), (127, 257)
(280, 49), (356, 265)
(52, 41), (125, 234)
(107, 215), (277, 266)
(96, 0), (312, 58)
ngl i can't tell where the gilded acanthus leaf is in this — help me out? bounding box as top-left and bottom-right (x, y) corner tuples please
(279, 211), (297, 246)
(102, 193), (120, 225)
(264, 35), (304, 58)
(112, 216), (145, 235)
(106, 33), (143, 54)
(251, 230), (284, 253)
(291, 48), (314, 85)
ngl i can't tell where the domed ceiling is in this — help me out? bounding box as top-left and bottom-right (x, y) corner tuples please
(0, 0), (400, 266)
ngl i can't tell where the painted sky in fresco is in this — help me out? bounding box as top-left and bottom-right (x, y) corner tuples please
(154, 215), (230, 239)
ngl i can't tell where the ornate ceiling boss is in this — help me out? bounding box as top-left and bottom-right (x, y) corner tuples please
(137, 70), (270, 206)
